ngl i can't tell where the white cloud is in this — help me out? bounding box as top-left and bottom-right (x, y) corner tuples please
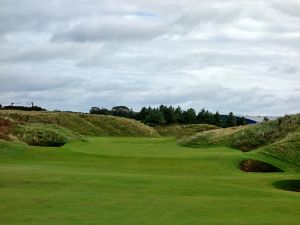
(0, 0), (299, 115)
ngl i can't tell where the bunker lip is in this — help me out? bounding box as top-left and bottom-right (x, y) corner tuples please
(273, 180), (300, 192)
(239, 159), (283, 172)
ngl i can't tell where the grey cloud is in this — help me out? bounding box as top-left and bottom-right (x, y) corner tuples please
(51, 16), (167, 42)
(0, 0), (299, 115)
(271, 0), (300, 19)
(0, 65), (83, 92)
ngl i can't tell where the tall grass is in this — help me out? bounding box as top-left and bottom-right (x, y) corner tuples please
(0, 110), (159, 138)
(14, 124), (84, 147)
(180, 114), (300, 165)
(156, 124), (218, 138)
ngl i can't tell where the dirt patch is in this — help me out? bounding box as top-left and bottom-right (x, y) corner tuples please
(239, 159), (283, 172)
(273, 180), (300, 192)
(0, 118), (16, 140)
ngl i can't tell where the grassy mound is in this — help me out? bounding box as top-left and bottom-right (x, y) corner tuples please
(155, 124), (218, 138)
(179, 126), (244, 147)
(259, 132), (300, 165)
(180, 114), (300, 164)
(14, 124), (84, 147)
(80, 114), (158, 137)
(0, 110), (159, 146)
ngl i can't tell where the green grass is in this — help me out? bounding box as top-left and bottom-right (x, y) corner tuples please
(0, 137), (299, 225)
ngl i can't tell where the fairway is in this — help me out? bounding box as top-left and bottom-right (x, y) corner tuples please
(0, 137), (300, 225)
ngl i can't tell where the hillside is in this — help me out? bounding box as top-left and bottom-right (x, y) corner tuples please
(180, 114), (300, 165)
(156, 124), (218, 138)
(0, 110), (159, 146)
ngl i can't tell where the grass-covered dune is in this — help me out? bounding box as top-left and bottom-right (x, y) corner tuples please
(0, 110), (218, 146)
(0, 137), (299, 225)
(0, 110), (159, 146)
(180, 114), (300, 165)
(156, 124), (218, 138)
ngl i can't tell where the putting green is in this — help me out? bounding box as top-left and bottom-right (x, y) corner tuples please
(0, 137), (299, 225)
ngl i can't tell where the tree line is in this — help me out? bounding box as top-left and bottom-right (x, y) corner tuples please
(0, 104), (45, 111)
(90, 105), (247, 127)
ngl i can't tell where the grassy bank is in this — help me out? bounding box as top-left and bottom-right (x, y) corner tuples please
(0, 110), (159, 146)
(156, 124), (218, 138)
(180, 114), (300, 165)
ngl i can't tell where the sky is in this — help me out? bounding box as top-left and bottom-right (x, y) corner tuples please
(0, 0), (300, 115)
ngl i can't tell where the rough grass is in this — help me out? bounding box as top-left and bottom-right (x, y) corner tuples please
(80, 114), (158, 137)
(14, 124), (85, 147)
(155, 124), (218, 138)
(0, 117), (16, 141)
(180, 114), (300, 165)
(179, 126), (245, 147)
(259, 131), (300, 165)
(0, 137), (299, 225)
(0, 110), (159, 146)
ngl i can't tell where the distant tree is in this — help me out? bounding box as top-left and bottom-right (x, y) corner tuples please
(90, 107), (100, 114)
(90, 107), (109, 115)
(207, 111), (216, 125)
(128, 108), (135, 119)
(159, 105), (176, 124)
(226, 112), (236, 127)
(89, 104), (241, 127)
(136, 107), (149, 121)
(263, 116), (269, 122)
(182, 108), (196, 124)
(99, 108), (110, 115)
(196, 108), (206, 123)
(237, 116), (247, 126)
(2, 105), (45, 111)
(0, 104), (2, 109)
(174, 106), (183, 123)
(144, 108), (165, 125)
(111, 106), (131, 117)
(214, 111), (222, 127)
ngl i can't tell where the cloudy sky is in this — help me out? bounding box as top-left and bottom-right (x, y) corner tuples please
(1, 0), (300, 115)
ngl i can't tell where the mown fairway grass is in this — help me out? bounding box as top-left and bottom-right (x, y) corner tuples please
(0, 137), (300, 225)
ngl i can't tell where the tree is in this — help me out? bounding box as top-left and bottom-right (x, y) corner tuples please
(144, 109), (165, 125)
(174, 106), (183, 123)
(89, 107), (109, 115)
(182, 108), (196, 124)
(237, 116), (247, 126)
(196, 108), (206, 123)
(263, 116), (269, 122)
(159, 105), (176, 124)
(214, 111), (222, 127)
(90, 107), (100, 114)
(111, 106), (131, 117)
(206, 111), (216, 125)
(226, 112), (236, 127)
(136, 107), (149, 121)
(0, 104), (2, 109)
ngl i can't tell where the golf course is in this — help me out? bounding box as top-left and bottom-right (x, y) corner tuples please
(0, 111), (300, 224)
